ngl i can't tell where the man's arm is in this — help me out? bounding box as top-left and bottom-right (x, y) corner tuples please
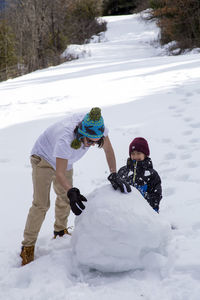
(56, 157), (88, 215)
(102, 135), (117, 173)
(56, 158), (72, 192)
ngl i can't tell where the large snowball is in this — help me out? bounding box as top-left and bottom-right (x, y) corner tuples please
(71, 185), (171, 273)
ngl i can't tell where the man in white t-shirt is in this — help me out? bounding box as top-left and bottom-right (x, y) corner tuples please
(20, 107), (130, 266)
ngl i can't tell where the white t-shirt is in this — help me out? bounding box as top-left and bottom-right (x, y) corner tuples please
(31, 113), (109, 170)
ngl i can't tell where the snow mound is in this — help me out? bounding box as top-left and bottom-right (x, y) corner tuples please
(61, 44), (91, 60)
(71, 185), (171, 273)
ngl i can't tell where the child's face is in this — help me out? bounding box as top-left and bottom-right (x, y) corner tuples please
(131, 151), (146, 161)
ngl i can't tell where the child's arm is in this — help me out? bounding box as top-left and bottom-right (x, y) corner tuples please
(145, 170), (162, 211)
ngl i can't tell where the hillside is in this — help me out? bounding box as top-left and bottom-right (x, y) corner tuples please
(1, 13), (200, 300)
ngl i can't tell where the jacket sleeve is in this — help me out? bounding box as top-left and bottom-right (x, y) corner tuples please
(145, 170), (162, 210)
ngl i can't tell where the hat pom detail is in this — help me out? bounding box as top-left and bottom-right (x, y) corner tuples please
(89, 107), (101, 121)
(71, 138), (81, 149)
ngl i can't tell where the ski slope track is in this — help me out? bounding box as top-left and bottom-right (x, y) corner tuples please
(1, 13), (200, 300)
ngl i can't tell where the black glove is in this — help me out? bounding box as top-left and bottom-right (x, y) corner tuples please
(108, 172), (131, 193)
(67, 187), (87, 216)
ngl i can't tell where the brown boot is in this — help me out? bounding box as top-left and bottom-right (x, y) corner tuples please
(20, 246), (35, 266)
(53, 227), (72, 239)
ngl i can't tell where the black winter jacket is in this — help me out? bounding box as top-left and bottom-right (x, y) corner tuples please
(118, 157), (162, 211)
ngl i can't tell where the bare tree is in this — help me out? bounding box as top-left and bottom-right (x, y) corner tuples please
(1, 0), (106, 79)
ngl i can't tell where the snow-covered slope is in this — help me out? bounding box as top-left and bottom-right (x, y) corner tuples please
(1, 13), (200, 300)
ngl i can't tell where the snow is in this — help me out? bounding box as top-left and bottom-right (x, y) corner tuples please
(1, 12), (200, 300)
(71, 185), (171, 273)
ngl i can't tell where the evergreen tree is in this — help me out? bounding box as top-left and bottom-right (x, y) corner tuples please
(0, 21), (17, 72)
(102, 0), (138, 15)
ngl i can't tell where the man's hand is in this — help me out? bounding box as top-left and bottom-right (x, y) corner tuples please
(67, 187), (87, 216)
(108, 172), (131, 193)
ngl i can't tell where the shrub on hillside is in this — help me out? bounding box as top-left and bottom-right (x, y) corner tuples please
(149, 0), (200, 52)
(149, 0), (165, 9)
(102, 0), (138, 15)
(65, 0), (106, 44)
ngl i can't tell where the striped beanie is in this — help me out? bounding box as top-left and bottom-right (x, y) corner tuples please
(78, 107), (105, 139)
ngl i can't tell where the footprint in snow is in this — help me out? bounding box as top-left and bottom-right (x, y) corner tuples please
(184, 117), (193, 122)
(192, 222), (200, 231)
(161, 167), (177, 173)
(163, 187), (176, 197)
(180, 153), (191, 160)
(0, 158), (10, 163)
(162, 138), (172, 143)
(164, 152), (176, 160)
(176, 108), (185, 113)
(182, 130), (192, 136)
(176, 144), (188, 150)
(176, 174), (190, 181)
(172, 113), (182, 118)
(186, 161), (199, 169)
(189, 138), (200, 143)
(160, 167), (177, 179)
(168, 105), (176, 110)
(179, 98), (190, 104)
(190, 122), (200, 128)
(186, 92), (193, 97)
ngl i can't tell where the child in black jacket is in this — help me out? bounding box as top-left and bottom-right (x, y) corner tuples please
(118, 137), (162, 212)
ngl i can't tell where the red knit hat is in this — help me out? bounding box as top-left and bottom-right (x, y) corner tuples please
(129, 137), (150, 157)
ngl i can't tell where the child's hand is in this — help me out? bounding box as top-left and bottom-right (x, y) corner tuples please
(108, 173), (131, 193)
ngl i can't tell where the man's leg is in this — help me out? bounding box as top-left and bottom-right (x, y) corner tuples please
(22, 156), (55, 247)
(53, 169), (73, 232)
